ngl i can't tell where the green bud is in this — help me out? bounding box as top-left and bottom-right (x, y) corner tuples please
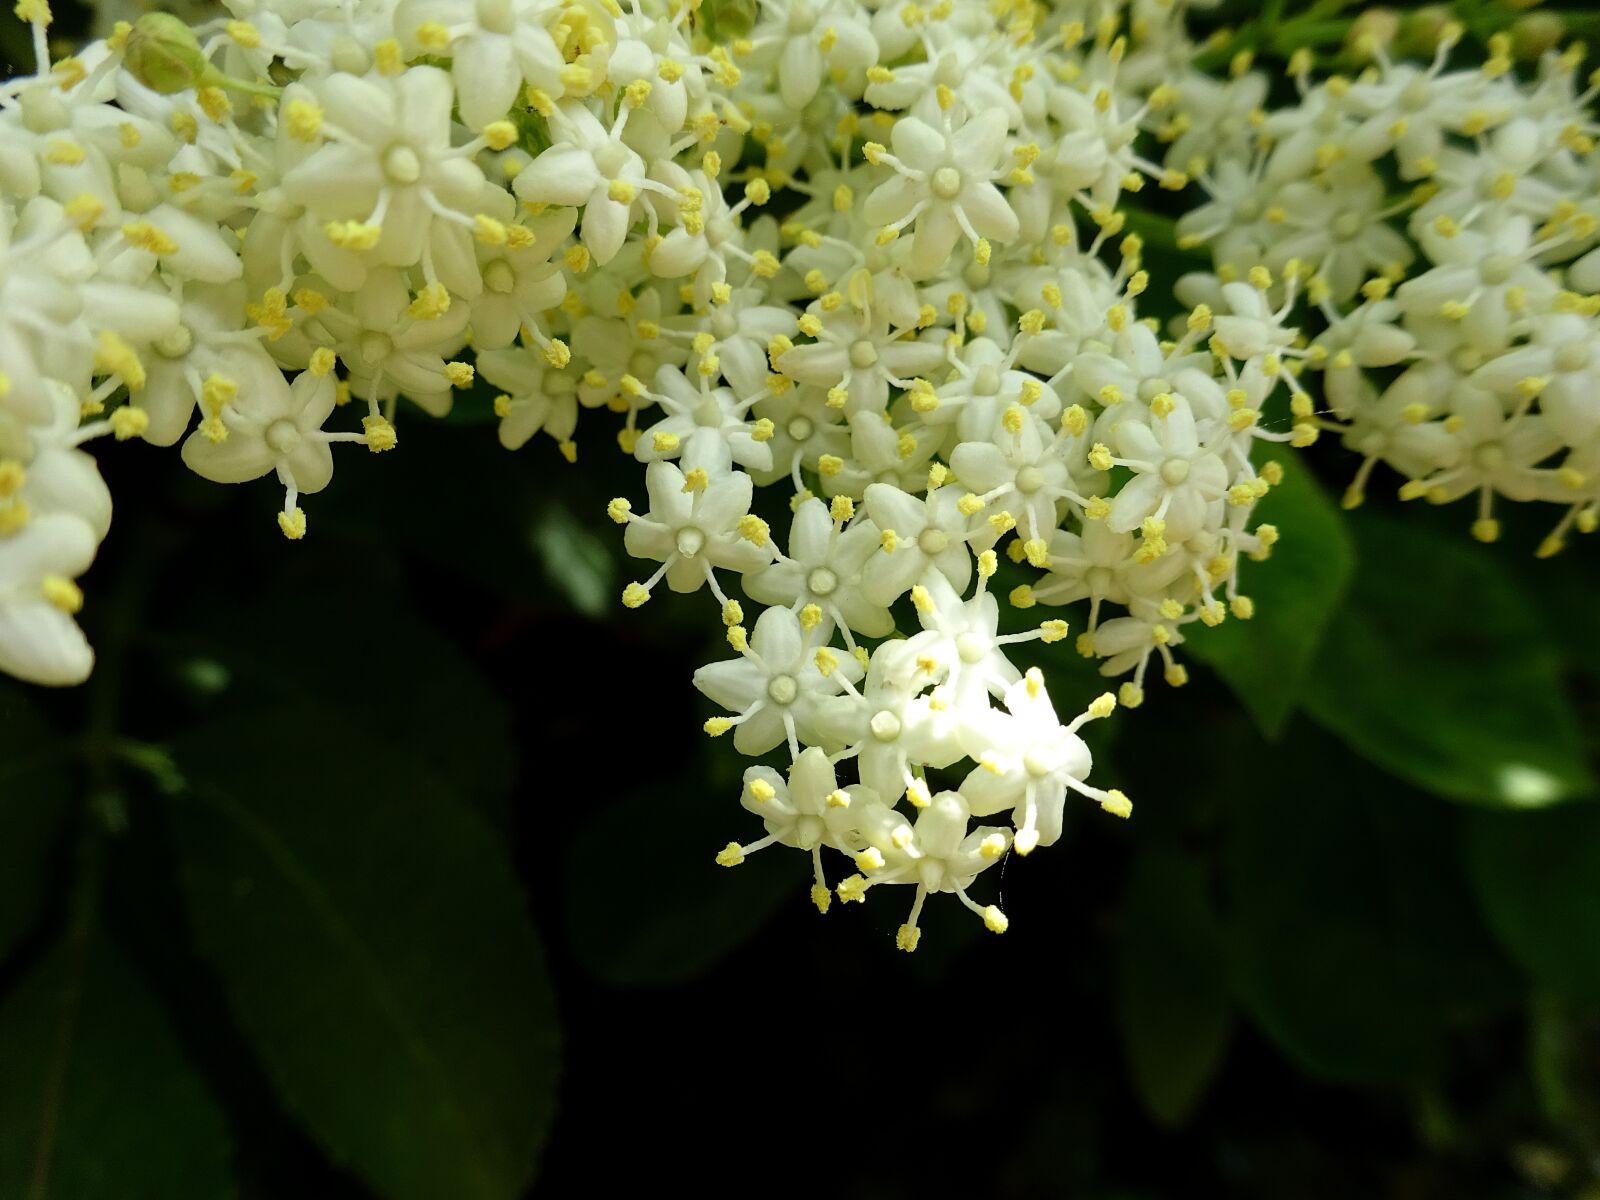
(697, 0), (757, 42)
(1512, 11), (1565, 59)
(1395, 5), (1452, 57)
(1343, 7), (1399, 63)
(123, 13), (213, 94)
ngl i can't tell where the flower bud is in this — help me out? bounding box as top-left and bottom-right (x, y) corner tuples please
(1395, 5), (1452, 56)
(697, 0), (757, 41)
(1511, 12), (1564, 60)
(1343, 8), (1399, 63)
(123, 13), (213, 95)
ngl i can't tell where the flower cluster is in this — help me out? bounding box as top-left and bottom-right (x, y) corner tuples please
(0, 0), (1298, 943)
(1171, 26), (1600, 553)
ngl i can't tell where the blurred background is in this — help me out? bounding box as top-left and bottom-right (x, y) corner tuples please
(4, 1), (1600, 1197)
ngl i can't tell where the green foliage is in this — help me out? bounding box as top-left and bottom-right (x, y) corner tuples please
(0, 926), (234, 1198)
(168, 708), (560, 1200)
(1468, 804), (1600, 1004)
(1222, 735), (1517, 1086)
(1114, 844), (1232, 1125)
(0, 686), (74, 968)
(1299, 511), (1595, 807)
(1187, 446), (1355, 738)
(564, 757), (802, 986)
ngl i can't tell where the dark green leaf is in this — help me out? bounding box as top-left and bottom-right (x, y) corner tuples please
(1466, 803), (1600, 1003)
(564, 762), (802, 986)
(1224, 735), (1517, 1085)
(531, 505), (615, 620)
(1114, 844), (1232, 1125)
(0, 926), (233, 1199)
(179, 584), (514, 817)
(169, 710), (559, 1200)
(1300, 512), (1594, 806)
(0, 684), (75, 968)
(1187, 446), (1355, 738)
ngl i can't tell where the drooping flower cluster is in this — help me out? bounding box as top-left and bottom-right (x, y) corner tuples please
(1170, 26), (1600, 554)
(1, 0), (1301, 943)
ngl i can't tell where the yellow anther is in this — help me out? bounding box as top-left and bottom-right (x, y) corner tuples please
(108, 405), (148, 440)
(276, 507), (307, 541)
(121, 221), (178, 255)
(444, 361), (475, 388)
(738, 514), (770, 545)
(40, 569), (84, 614)
(277, 98), (326, 144)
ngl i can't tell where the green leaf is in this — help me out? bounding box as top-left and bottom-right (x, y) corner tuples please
(1299, 511), (1595, 807)
(1466, 804), (1600, 1003)
(1224, 735), (1517, 1085)
(564, 762), (802, 986)
(177, 582), (514, 817)
(168, 710), (559, 1200)
(531, 504), (616, 620)
(0, 684), (75, 968)
(0, 926), (234, 1198)
(1187, 446), (1355, 738)
(1114, 844), (1232, 1125)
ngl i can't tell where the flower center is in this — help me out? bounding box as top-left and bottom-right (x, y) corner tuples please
(360, 331), (393, 364)
(955, 630), (990, 664)
(484, 260), (515, 294)
(870, 710), (902, 741)
(694, 397), (723, 426)
(767, 674), (798, 705)
(849, 339), (879, 369)
(382, 143), (422, 184)
(265, 419), (301, 454)
(1473, 443), (1506, 472)
(1160, 458), (1191, 485)
(807, 566), (838, 596)
(675, 526), (706, 557)
(918, 528), (948, 555)
(1016, 465), (1045, 494)
(972, 365), (1000, 396)
(1023, 749), (1054, 778)
(931, 166), (963, 200)
(787, 416), (814, 441)
(1138, 377), (1170, 402)
(1479, 254), (1516, 286)
(1332, 211), (1362, 240)
(155, 324), (192, 358)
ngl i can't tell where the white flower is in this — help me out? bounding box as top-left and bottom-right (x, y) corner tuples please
(619, 460), (770, 598)
(742, 495), (890, 638)
(692, 605), (862, 756)
(0, 512), (97, 686)
(960, 669), (1121, 854)
(1105, 398), (1230, 544)
(180, 352), (348, 534)
(280, 67), (486, 271)
(861, 106), (1018, 277)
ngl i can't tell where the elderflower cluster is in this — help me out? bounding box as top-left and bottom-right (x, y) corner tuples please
(1171, 27), (1600, 554)
(1, 0), (1298, 941)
